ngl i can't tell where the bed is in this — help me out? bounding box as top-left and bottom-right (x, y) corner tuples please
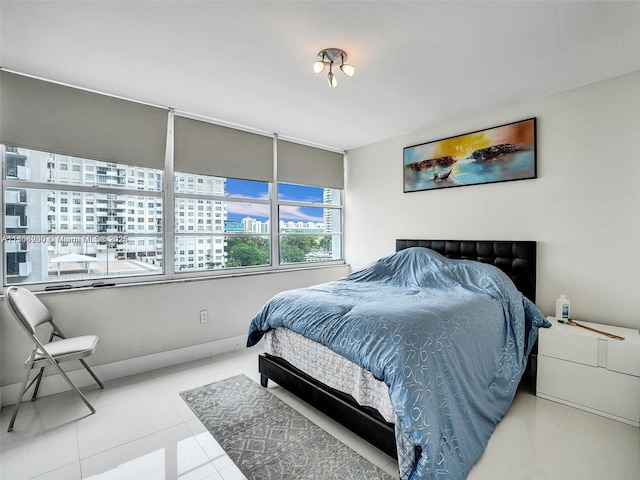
(247, 240), (549, 480)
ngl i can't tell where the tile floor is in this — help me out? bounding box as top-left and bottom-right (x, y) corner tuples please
(1, 347), (638, 480)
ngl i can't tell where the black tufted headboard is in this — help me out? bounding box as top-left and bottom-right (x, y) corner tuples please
(395, 239), (537, 302)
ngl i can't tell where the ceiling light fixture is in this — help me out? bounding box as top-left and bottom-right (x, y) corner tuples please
(313, 48), (355, 88)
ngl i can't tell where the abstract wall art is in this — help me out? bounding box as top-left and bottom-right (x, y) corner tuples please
(403, 118), (537, 192)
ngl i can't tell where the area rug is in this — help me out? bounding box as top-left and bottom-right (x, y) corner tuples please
(180, 374), (395, 480)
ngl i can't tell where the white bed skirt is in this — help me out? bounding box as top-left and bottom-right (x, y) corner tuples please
(264, 327), (395, 423)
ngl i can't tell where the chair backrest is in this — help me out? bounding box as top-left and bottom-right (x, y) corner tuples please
(6, 286), (53, 335)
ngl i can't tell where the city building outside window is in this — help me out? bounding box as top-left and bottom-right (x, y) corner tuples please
(3, 145), (163, 285)
(173, 175), (271, 272)
(3, 145), (344, 287)
(277, 183), (342, 264)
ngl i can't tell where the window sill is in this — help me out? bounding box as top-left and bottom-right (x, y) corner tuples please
(0, 262), (350, 298)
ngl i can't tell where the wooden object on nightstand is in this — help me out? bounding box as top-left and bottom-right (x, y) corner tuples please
(536, 316), (640, 427)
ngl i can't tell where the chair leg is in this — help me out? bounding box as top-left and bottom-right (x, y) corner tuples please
(48, 361), (96, 415)
(79, 359), (104, 389)
(8, 366), (34, 432)
(31, 366), (46, 401)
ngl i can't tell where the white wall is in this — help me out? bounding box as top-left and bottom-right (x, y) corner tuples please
(0, 265), (349, 388)
(345, 71), (640, 330)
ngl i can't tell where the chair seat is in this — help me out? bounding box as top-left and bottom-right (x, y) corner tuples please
(27, 335), (99, 366)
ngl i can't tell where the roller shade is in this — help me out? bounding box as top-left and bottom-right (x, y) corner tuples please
(174, 115), (273, 181)
(0, 71), (168, 170)
(277, 139), (344, 189)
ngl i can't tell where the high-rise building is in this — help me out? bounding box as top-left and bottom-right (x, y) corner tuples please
(174, 172), (227, 270)
(4, 147), (33, 281)
(3, 147), (230, 282)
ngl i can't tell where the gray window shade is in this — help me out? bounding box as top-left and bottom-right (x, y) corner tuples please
(174, 115), (273, 181)
(277, 139), (344, 189)
(0, 71), (168, 170)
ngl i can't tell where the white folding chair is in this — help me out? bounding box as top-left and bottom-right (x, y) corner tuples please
(6, 286), (104, 432)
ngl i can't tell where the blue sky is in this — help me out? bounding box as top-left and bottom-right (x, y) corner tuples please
(225, 180), (327, 223)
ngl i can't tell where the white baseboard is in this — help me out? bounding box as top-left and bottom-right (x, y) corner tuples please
(0, 334), (247, 408)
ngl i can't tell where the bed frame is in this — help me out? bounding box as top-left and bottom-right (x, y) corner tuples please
(258, 239), (537, 459)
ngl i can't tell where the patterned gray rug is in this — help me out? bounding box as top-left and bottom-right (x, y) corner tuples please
(180, 374), (395, 480)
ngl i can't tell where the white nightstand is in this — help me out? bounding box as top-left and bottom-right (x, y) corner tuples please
(536, 317), (640, 427)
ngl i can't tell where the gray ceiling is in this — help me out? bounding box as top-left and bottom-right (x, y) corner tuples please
(2, 1), (640, 152)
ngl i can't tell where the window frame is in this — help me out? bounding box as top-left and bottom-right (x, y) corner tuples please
(276, 184), (344, 267)
(1, 145), (166, 288)
(2, 138), (345, 290)
(172, 177), (273, 276)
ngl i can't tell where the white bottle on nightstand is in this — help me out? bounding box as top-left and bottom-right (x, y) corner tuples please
(555, 295), (570, 320)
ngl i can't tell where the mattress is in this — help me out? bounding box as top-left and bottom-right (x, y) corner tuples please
(264, 327), (395, 423)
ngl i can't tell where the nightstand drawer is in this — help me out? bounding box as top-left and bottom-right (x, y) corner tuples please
(608, 339), (640, 377)
(537, 355), (640, 425)
(538, 322), (599, 366)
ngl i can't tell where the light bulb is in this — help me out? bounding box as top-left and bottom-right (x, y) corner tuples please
(328, 72), (337, 88)
(313, 61), (326, 74)
(340, 63), (355, 77)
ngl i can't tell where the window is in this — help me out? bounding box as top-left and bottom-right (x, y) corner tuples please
(277, 183), (342, 264)
(275, 139), (344, 265)
(173, 175), (270, 271)
(3, 147), (343, 285)
(2, 146), (163, 285)
(1, 72), (344, 288)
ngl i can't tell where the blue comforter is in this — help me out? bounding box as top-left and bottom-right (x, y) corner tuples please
(247, 247), (550, 480)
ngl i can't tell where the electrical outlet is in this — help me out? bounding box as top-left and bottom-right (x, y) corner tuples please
(200, 310), (208, 324)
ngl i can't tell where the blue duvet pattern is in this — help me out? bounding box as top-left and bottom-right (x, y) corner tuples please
(247, 247), (550, 480)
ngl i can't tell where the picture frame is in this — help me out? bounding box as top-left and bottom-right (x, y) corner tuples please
(403, 117), (536, 193)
